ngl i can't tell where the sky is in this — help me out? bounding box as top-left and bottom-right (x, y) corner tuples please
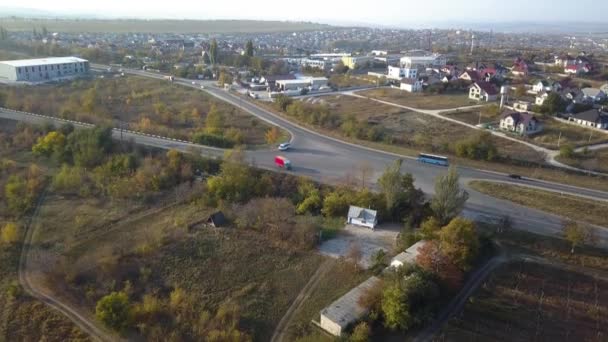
(4, 0), (608, 26)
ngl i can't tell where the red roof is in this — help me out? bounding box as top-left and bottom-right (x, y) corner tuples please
(565, 65), (578, 71)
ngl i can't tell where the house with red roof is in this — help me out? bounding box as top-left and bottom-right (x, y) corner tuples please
(459, 70), (480, 82)
(469, 81), (499, 102)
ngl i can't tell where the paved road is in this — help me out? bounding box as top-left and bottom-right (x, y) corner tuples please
(8, 66), (608, 247)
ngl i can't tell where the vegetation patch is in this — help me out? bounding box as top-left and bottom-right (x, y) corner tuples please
(469, 180), (608, 227)
(358, 88), (476, 110)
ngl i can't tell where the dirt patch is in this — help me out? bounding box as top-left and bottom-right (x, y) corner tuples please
(318, 224), (399, 268)
(358, 88), (476, 110)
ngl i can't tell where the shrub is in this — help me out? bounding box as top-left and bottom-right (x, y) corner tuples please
(1, 222), (20, 244)
(95, 291), (131, 332)
(192, 132), (235, 148)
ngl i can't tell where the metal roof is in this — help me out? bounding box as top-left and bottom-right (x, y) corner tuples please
(0, 57), (88, 67)
(320, 276), (381, 327)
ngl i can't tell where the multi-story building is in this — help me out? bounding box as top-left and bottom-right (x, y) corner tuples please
(0, 57), (90, 82)
(388, 66), (417, 80)
(399, 54), (446, 69)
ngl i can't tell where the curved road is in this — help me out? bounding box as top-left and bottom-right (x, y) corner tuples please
(5, 65), (608, 248)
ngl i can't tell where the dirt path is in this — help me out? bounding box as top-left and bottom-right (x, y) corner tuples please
(18, 191), (121, 342)
(270, 259), (334, 342)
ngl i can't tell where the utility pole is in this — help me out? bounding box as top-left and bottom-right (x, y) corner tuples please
(557, 131), (562, 148)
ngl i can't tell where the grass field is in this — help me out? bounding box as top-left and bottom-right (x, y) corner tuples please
(0, 76), (274, 146)
(329, 75), (378, 89)
(0, 124), (89, 341)
(0, 18), (329, 33)
(443, 109), (499, 125)
(286, 260), (371, 342)
(469, 180), (608, 227)
(32, 194), (325, 341)
(436, 261), (608, 342)
(530, 119), (608, 149)
(358, 88), (477, 110)
(315, 95), (545, 163)
(557, 148), (608, 173)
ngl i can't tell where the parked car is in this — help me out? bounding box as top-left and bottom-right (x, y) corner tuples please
(278, 143), (291, 151)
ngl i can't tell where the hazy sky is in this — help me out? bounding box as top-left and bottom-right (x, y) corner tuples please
(8, 0), (607, 25)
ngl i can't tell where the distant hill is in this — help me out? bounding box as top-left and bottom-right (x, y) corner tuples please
(0, 17), (331, 33)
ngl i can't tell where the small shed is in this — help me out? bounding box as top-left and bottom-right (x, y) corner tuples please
(347, 206), (378, 229)
(390, 240), (428, 268)
(206, 211), (226, 228)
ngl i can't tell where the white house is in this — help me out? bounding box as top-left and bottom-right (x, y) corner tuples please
(400, 54), (446, 69)
(568, 109), (608, 130)
(513, 100), (533, 112)
(532, 80), (555, 94)
(499, 112), (542, 135)
(400, 78), (422, 93)
(390, 240), (428, 268)
(469, 82), (498, 102)
(535, 92), (550, 106)
(347, 206), (378, 229)
(388, 66), (417, 80)
(319, 276), (381, 336)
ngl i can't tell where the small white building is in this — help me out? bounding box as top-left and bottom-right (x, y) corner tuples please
(0, 56), (90, 82)
(390, 240), (428, 268)
(347, 206), (378, 229)
(400, 78), (422, 92)
(400, 54), (446, 69)
(319, 276), (381, 336)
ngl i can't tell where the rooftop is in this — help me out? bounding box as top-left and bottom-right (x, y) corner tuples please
(320, 276), (381, 327)
(392, 240), (427, 265)
(0, 56), (88, 67)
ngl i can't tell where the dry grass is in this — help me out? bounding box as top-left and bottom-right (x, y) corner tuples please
(358, 88), (477, 110)
(329, 74), (377, 88)
(556, 148), (608, 173)
(0, 76), (272, 145)
(529, 119), (608, 149)
(437, 262), (608, 342)
(469, 180), (608, 227)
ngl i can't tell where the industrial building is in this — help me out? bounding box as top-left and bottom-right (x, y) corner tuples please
(400, 54), (446, 69)
(318, 276), (381, 336)
(0, 56), (90, 82)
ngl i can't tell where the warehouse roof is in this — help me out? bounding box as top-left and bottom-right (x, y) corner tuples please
(320, 276), (380, 328)
(0, 57), (88, 67)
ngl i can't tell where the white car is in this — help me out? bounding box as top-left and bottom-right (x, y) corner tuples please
(278, 143), (291, 151)
(192, 81), (197, 85)
(200, 85), (205, 89)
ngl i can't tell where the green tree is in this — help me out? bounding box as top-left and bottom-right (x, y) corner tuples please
(559, 143), (575, 158)
(209, 38), (218, 64)
(95, 292), (130, 332)
(66, 127), (113, 168)
(5, 175), (32, 216)
(207, 149), (256, 203)
(245, 40), (254, 57)
(1, 222), (19, 244)
(439, 217), (479, 270)
(381, 283), (410, 330)
(321, 190), (350, 217)
(431, 167), (469, 225)
(419, 217), (441, 240)
(350, 322), (371, 342)
(274, 94), (293, 112)
(296, 179), (322, 214)
(539, 92), (566, 115)
(378, 159), (421, 220)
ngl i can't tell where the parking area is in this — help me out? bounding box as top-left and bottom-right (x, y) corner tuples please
(318, 224), (400, 269)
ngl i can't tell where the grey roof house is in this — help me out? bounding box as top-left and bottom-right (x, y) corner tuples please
(567, 109), (608, 130)
(347, 206), (378, 229)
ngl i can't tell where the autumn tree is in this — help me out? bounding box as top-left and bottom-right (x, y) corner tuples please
(350, 322), (371, 342)
(265, 127), (281, 144)
(357, 161), (373, 189)
(295, 178), (322, 214)
(431, 167), (469, 225)
(217, 70), (233, 87)
(563, 220), (595, 253)
(206, 149), (256, 203)
(209, 38), (218, 64)
(204, 104), (225, 135)
(1, 222), (19, 244)
(32, 131), (66, 158)
(419, 217), (441, 240)
(439, 217), (479, 271)
(416, 241), (463, 290)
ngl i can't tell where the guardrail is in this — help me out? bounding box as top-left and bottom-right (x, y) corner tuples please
(0, 107), (224, 152)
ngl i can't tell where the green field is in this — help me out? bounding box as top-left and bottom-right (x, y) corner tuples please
(0, 18), (330, 33)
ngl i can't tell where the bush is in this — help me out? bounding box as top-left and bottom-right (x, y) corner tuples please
(192, 132), (235, 148)
(95, 291), (131, 332)
(559, 144), (575, 158)
(1, 222), (20, 244)
(454, 132), (498, 161)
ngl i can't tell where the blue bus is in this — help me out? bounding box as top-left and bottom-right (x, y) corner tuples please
(417, 153), (449, 166)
